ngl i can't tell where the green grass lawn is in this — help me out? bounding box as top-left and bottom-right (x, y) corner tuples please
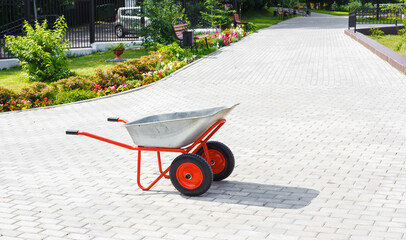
(70, 47), (150, 76)
(369, 34), (406, 57)
(0, 68), (30, 91)
(242, 7), (289, 30)
(310, 9), (348, 16)
(0, 48), (150, 91)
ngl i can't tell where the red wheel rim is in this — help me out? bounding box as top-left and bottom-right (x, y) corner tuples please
(207, 149), (226, 174)
(176, 163), (203, 189)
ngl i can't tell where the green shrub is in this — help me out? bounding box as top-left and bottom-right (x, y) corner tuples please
(4, 16), (72, 82)
(157, 42), (192, 60)
(91, 68), (126, 89)
(141, 0), (187, 44)
(196, 36), (215, 48)
(397, 29), (406, 51)
(108, 42), (128, 50)
(369, 27), (384, 37)
(109, 62), (142, 81)
(0, 86), (15, 105)
(339, 5), (349, 11)
(245, 23), (258, 33)
(55, 76), (95, 91)
(331, 1), (339, 10)
(136, 50), (170, 73)
(363, 2), (374, 8)
(53, 89), (97, 105)
(201, 0), (235, 28)
(19, 82), (57, 102)
(349, 0), (362, 10)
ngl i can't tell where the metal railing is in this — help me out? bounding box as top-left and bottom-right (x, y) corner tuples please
(348, 7), (403, 33)
(0, 0), (145, 59)
(355, 7), (402, 25)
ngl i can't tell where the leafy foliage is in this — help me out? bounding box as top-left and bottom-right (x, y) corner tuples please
(0, 86), (15, 105)
(348, 0), (362, 10)
(19, 82), (57, 103)
(53, 89), (97, 105)
(156, 42), (193, 60)
(141, 0), (187, 44)
(55, 76), (94, 91)
(383, 1), (406, 51)
(369, 27), (384, 37)
(108, 42), (128, 50)
(201, 0), (235, 28)
(4, 16), (72, 82)
(91, 68), (127, 89)
(331, 1), (339, 10)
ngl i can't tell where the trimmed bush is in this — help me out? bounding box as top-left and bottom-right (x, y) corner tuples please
(109, 62), (142, 81)
(19, 82), (57, 103)
(91, 68), (126, 89)
(55, 76), (95, 91)
(0, 86), (15, 105)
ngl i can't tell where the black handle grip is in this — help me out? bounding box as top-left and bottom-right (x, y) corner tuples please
(107, 117), (120, 122)
(66, 130), (79, 135)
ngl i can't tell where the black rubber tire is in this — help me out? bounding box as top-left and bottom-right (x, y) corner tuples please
(115, 25), (125, 38)
(170, 153), (213, 196)
(196, 141), (235, 181)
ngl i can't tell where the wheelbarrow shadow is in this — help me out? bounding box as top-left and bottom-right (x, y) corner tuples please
(199, 181), (320, 209)
(125, 181), (319, 209)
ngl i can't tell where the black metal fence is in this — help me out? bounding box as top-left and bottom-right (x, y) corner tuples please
(0, 0), (144, 59)
(355, 8), (402, 25)
(348, 7), (403, 33)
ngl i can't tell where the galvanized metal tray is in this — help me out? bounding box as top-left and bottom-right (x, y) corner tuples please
(124, 104), (238, 148)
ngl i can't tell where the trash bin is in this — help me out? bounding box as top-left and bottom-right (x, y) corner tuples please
(183, 31), (194, 47)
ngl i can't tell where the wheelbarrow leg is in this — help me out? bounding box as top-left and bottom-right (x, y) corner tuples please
(157, 152), (170, 178)
(137, 150), (170, 191)
(202, 143), (211, 163)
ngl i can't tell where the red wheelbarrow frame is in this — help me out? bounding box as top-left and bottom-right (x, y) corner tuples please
(66, 118), (226, 191)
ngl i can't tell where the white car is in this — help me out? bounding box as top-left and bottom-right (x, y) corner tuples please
(114, 7), (149, 37)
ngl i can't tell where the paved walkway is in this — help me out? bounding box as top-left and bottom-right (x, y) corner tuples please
(1, 13), (406, 240)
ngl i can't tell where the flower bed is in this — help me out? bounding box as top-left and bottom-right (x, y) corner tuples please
(0, 25), (248, 113)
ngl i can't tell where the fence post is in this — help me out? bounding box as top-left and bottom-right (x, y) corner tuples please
(376, 3), (380, 21)
(24, 0), (31, 22)
(89, 0), (95, 44)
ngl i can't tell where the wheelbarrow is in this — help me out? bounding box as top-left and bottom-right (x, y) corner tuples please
(66, 104), (238, 196)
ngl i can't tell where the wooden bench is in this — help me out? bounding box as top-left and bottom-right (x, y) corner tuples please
(233, 13), (252, 28)
(172, 23), (209, 52)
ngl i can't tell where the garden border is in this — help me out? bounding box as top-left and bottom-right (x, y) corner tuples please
(0, 47), (225, 115)
(344, 29), (406, 75)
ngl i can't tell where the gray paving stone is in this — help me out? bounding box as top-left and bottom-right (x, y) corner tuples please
(1, 12), (406, 240)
